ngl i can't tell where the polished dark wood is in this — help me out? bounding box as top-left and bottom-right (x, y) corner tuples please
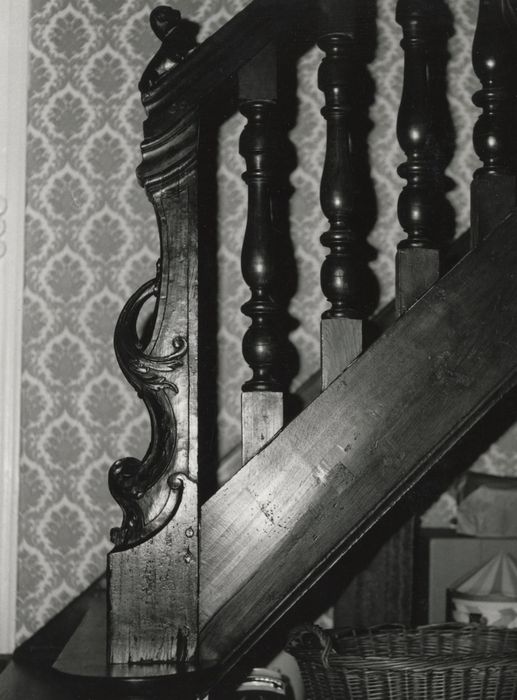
(395, 0), (443, 315)
(108, 0), (312, 674)
(42, 0), (517, 689)
(200, 212), (517, 670)
(107, 101), (200, 663)
(219, 230), (472, 483)
(317, 2), (367, 387)
(318, 0), (359, 36)
(239, 102), (280, 392)
(470, 0), (516, 246)
(317, 28), (364, 322)
(139, 8), (198, 94)
(472, 0), (514, 177)
(238, 45), (284, 464)
(138, 0), (310, 139)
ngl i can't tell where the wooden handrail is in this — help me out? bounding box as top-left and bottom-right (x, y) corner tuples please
(139, 0), (313, 133)
(104, 0), (517, 685)
(200, 212), (517, 670)
(137, 0), (314, 184)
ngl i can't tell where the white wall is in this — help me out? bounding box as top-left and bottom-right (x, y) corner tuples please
(0, 0), (29, 654)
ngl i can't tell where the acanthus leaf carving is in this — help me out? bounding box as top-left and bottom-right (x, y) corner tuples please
(108, 275), (189, 549)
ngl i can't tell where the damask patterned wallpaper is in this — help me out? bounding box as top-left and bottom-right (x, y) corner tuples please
(16, 0), (517, 639)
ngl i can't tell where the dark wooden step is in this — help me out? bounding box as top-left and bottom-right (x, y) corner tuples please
(200, 210), (517, 670)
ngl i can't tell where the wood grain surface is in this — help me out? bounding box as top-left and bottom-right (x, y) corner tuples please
(242, 392), (283, 465)
(108, 122), (200, 665)
(199, 212), (517, 668)
(321, 318), (363, 389)
(140, 0), (312, 128)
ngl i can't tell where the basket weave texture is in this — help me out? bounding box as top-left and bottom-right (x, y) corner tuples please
(286, 623), (517, 700)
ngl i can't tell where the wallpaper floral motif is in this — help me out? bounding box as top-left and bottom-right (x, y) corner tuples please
(17, 0), (515, 639)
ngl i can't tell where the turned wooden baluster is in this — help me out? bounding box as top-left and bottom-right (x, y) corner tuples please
(238, 44), (283, 465)
(471, 0), (515, 247)
(318, 0), (366, 390)
(395, 0), (442, 316)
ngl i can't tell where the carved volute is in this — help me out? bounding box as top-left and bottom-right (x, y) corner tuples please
(239, 100), (281, 392)
(472, 0), (514, 177)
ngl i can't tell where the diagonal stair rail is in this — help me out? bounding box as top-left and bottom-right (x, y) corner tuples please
(200, 212), (517, 667)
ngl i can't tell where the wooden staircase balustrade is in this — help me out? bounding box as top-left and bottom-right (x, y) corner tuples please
(317, 0), (367, 390)
(471, 0), (516, 247)
(0, 1), (516, 698)
(238, 44), (284, 465)
(200, 211), (517, 669)
(217, 232), (472, 486)
(106, 0), (314, 672)
(93, 0), (517, 688)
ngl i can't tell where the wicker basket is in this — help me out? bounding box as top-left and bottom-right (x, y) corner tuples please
(286, 623), (517, 700)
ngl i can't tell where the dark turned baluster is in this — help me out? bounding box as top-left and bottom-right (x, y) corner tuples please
(318, 0), (366, 390)
(395, 0), (441, 317)
(471, 0), (515, 247)
(239, 44), (283, 465)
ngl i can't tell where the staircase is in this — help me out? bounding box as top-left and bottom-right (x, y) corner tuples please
(2, 0), (517, 697)
(108, 0), (517, 678)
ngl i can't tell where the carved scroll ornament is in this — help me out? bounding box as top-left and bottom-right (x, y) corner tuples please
(108, 271), (190, 549)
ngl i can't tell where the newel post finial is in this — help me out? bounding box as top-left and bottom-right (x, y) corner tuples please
(139, 6), (198, 94)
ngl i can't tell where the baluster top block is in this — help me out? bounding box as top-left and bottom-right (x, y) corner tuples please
(238, 43), (277, 103)
(396, 0), (444, 22)
(318, 0), (358, 36)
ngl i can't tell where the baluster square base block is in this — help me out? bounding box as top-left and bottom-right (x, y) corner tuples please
(241, 391), (283, 465)
(396, 247), (440, 317)
(321, 317), (363, 390)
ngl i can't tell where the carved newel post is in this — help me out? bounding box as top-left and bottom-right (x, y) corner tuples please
(107, 6), (202, 677)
